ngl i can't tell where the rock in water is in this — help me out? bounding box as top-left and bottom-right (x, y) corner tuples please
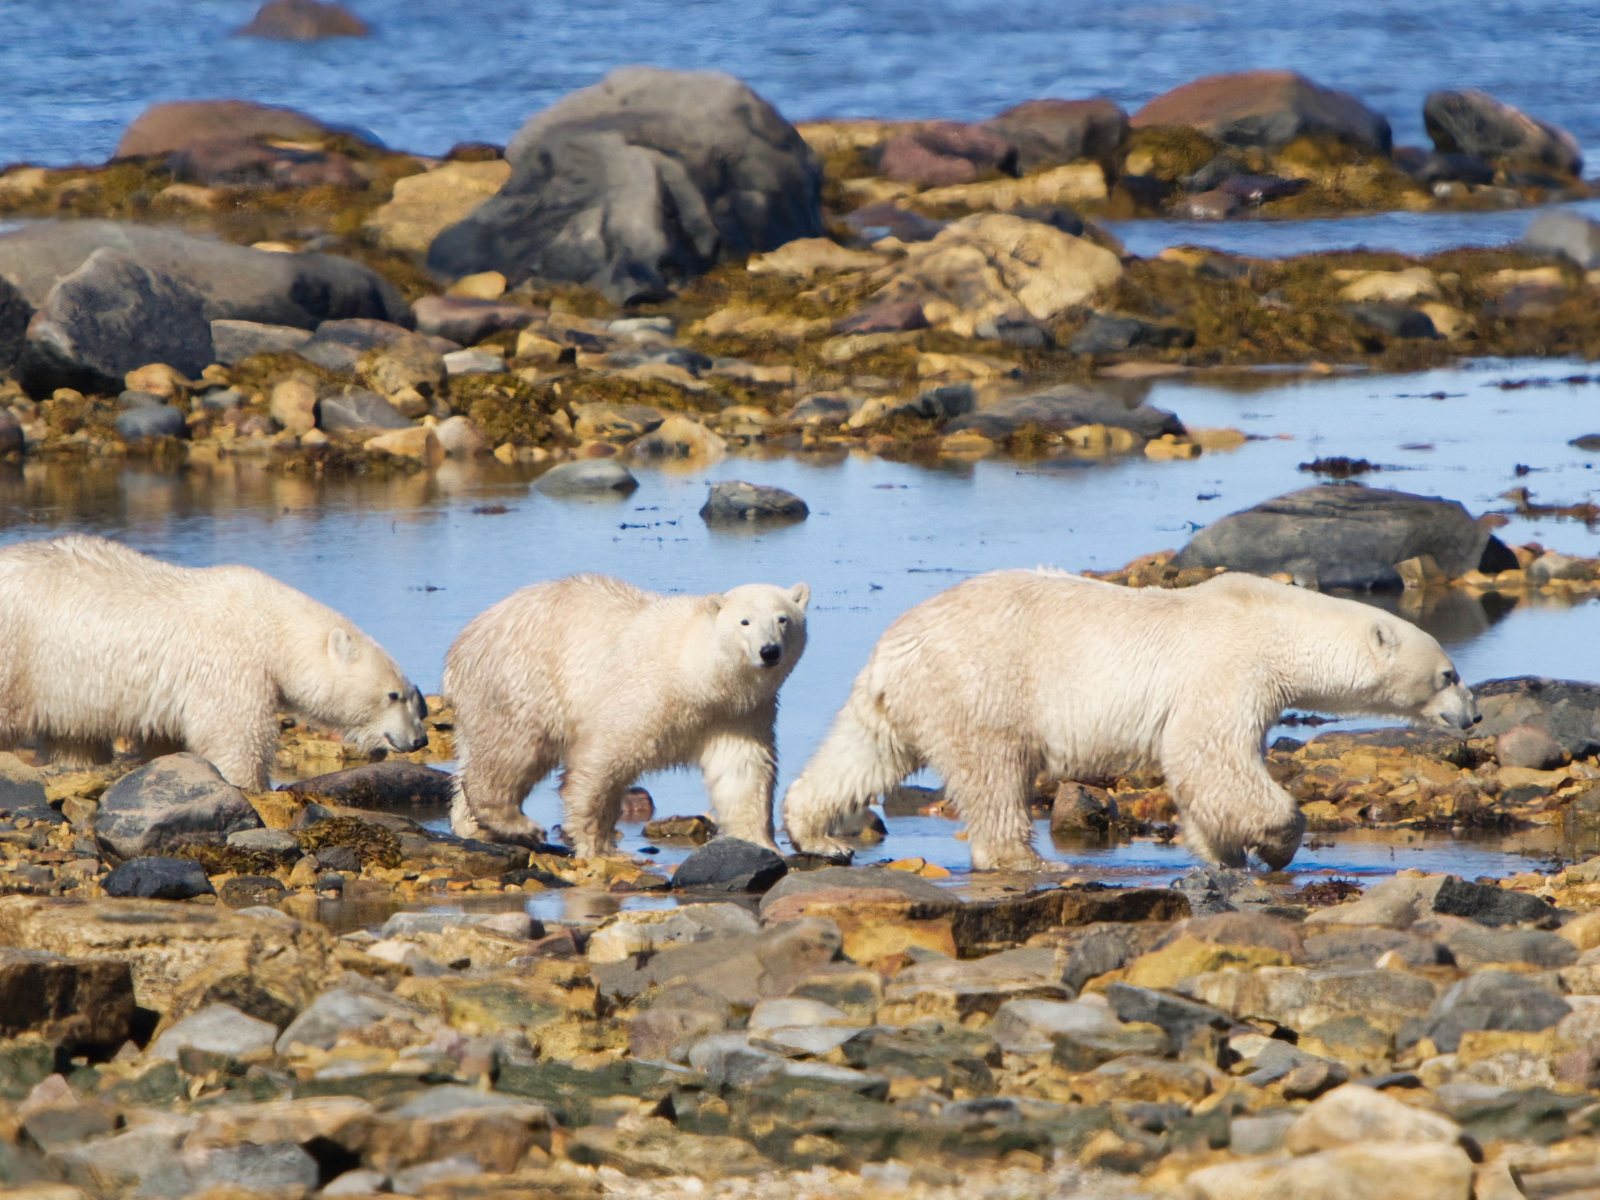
(699, 481), (809, 524)
(19, 249), (212, 395)
(534, 459), (638, 498)
(102, 857), (216, 901)
(673, 837), (788, 893)
(94, 753), (263, 860)
(947, 384), (1182, 441)
(1424, 90), (1582, 177)
(1170, 484), (1490, 589)
(235, 0), (369, 39)
(1523, 210), (1600, 270)
(1131, 70), (1391, 154)
(114, 100), (350, 159)
(428, 67), (823, 304)
(1473, 677), (1600, 756)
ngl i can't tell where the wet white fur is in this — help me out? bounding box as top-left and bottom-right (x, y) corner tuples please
(783, 569), (1478, 871)
(444, 574), (809, 856)
(0, 535), (427, 788)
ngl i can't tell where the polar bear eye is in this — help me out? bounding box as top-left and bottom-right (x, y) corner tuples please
(777, 616), (788, 625)
(740, 619), (750, 626)
(387, 691), (400, 702)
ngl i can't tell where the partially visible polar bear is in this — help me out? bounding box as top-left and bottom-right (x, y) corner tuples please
(444, 574), (809, 857)
(783, 569), (1479, 871)
(0, 535), (428, 788)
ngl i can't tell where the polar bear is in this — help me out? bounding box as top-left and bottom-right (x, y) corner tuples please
(0, 535), (428, 788)
(444, 574), (809, 856)
(783, 569), (1479, 871)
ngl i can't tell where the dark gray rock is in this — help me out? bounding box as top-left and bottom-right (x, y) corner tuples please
(1302, 927), (1453, 969)
(20, 249), (213, 395)
(1061, 925), (1142, 995)
(115, 405), (187, 442)
(411, 295), (539, 344)
(946, 384), (1184, 440)
(210, 319), (314, 365)
(1436, 921), (1576, 969)
(535, 459), (638, 498)
(0, 412), (20, 458)
(428, 67), (823, 304)
(1344, 302), (1439, 340)
(102, 857), (215, 901)
(1427, 874), (1559, 927)
(307, 318), (457, 356)
(784, 393), (855, 425)
(95, 753), (262, 861)
(1171, 484), (1491, 589)
(282, 762), (454, 808)
(1523, 210), (1600, 270)
(1068, 313), (1194, 356)
(316, 386), (411, 432)
(699, 481), (808, 524)
(0, 221), (408, 331)
(314, 846), (360, 873)
(673, 837), (787, 893)
(1474, 677), (1600, 756)
(0, 274), (28, 374)
(973, 312), (1055, 348)
(888, 383), (976, 420)
(981, 98), (1130, 172)
(758, 864), (951, 915)
(1173, 867), (1247, 916)
(1424, 90), (1582, 176)
(1413, 970), (1570, 1053)
(1393, 147), (1495, 185)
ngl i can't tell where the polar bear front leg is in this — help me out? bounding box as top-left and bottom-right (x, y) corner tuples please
(1160, 710), (1305, 870)
(698, 729), (778, 850)
(557, 751), (634, 860)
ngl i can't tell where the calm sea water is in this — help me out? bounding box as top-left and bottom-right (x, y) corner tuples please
(4, 0), (1599, 169)
(5, 356), (1598, 878)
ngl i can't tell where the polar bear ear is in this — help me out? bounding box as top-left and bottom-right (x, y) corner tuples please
(327, 627), (357, 666)
(789, 583), (810, 610)
(1369, 621), (1396, 657)
(706, 595), (723, 614)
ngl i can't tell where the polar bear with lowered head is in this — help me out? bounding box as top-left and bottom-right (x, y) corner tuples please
(0, 535), (428, 788)
(444, 574), (809, 857)
(784, 569), (1479, 871)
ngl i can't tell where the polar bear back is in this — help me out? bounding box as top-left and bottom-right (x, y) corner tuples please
(861, 568), (1426, 775)
(0, 535), (349, 736)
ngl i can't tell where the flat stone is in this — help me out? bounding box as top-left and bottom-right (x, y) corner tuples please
(1181, 966), (1437, 1036)
(947, 383), (1181, 440)
(687, 1034), (785, 1086)
(317, 386), (413, 433)
(1434, 919), (1576, 969)
(442, 347), (505, 376)
(1414, 970), (1570, 1053)
(275, 987), (424, 1054)
(534, 459), (638, 498)
(102, 857), (215, 901)
(759, 865), (949, 914)
(148, 1002), (280, 1061)
(283, 762), (454, 808)
(226, 828), (301, 855)
(1285, 1083), (1462, 1153)
(411, 294), (537, 344)
(364, 1086), (551, 1174)
(1187, 1143), (1474, 1200)
(95, 753), (261, 860)
(590, 917), (841, 1005)
(586, 904), (760, 963)
(672, 838), (787, 893)
(210, 319), (314, 364)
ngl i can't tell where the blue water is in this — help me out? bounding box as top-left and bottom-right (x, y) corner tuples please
(4, 0), (1600, 169)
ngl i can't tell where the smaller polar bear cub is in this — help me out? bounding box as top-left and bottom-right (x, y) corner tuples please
(444, 574), (809, 856)
(783, 569), (1479, 872)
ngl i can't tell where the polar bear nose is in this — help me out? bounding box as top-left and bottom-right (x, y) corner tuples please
(760, 643), (782, 666)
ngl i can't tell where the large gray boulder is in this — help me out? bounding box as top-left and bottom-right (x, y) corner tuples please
(1472, 677), (1600, 757)
(94, 753), (263, 862)
(0, 221), (409, 355)
(1424, 90), (1582, 177)
(427, 67), (823, 304)
(20, 248), (214, 395)
(946, 384), (1183, 440)
(1171, 484), (1490, 589)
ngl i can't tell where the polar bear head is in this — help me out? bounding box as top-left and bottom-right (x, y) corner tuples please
(1360, 612), (1480, 733)
(313, 625), (430, 754)
(712, 583), (810, 679)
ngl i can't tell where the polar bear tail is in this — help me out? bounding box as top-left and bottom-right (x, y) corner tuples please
(782, 685), (918, 858)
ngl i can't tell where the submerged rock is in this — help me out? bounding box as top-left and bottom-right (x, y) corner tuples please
(235, 0), (370, 39)
(535, 459), (638, 498)
(429, 67), (823, 304)
(1171, 483), (1491, 589)
(947, 384), (1182, 441)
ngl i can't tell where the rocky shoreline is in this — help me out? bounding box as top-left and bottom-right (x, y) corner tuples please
(0, 68), (1593, 480)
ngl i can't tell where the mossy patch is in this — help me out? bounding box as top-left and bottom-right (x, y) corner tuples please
(294, 816), (402, 869)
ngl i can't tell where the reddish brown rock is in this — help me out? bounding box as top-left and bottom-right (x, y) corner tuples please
(114, 100), (337, 160)
(878, 122), (1017, 186)
(236, 0), (369, 40)
(1131, 70), (1391, 154)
